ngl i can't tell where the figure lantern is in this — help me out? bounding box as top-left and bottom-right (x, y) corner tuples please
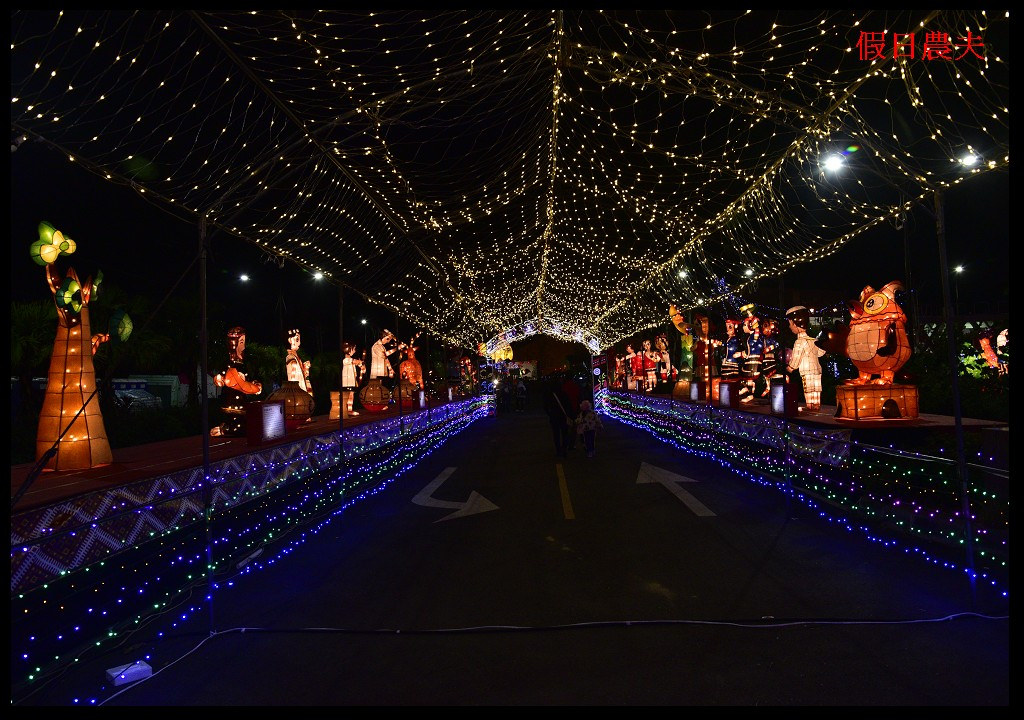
(32, 222), (116, 471)
(335, 341), (364, 419)
(784, 305), (826, 412)
(284, 328), (314, 399)
(829, 281), (919, 420)
(210, 326), (263, 436)
(738, 303), (763, 404)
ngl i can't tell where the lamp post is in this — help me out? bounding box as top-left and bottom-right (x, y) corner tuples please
(820, 154), (976, 591)
(953, 265), (964, 318)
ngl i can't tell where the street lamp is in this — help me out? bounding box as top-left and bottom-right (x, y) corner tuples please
(953, 265), (964, 316)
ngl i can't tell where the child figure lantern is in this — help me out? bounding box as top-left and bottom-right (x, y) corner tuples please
(738, 303), (763, 403)
(211, 326), (263, 436)
(785, 306), (826, 411)
(31, 222), (125, 471)
(339, 341), (364, 417)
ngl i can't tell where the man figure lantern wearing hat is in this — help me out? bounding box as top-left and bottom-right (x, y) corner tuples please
(737, 303), (763, 403)
(785, 305), (827, 411)
(720, 317), (744, 385)
(758, 317), (780, 397)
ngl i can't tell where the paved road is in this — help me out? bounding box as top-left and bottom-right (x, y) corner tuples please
(21, 393), (1009, 706)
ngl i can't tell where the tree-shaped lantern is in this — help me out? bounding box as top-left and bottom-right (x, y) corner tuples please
(31, 222), (130, 470)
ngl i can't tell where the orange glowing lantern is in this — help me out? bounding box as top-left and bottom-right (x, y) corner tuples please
(32, 222), (116, 471)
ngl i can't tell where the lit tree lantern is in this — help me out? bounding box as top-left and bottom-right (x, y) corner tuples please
(32, 221), (120, 471)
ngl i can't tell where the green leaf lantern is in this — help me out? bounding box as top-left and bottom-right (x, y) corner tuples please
(37, 221), (56, 244)
(30, 221), (62, 265)
(110, 309), (133, 343)
(55, 230), (76, 255)
(54, 277), (83, 313)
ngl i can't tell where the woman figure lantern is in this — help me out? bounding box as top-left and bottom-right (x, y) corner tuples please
(285, 328), (313, 396)
(212, 326), (263, 436)
(785, 306), (826, 411)
(641, 338), (659, 391)
(843, 281), (912, 384)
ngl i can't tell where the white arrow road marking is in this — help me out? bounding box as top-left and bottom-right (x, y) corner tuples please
(636, 461), (716, 517)
(412, 467), (499, 522)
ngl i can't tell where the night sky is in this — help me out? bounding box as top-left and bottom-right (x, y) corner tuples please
(9, 132), (1009, 354)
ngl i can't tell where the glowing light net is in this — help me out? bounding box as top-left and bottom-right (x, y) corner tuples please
(11, 10), (1009, 350)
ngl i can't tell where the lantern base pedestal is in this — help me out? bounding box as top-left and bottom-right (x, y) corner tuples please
(359, 379), (392, 413)
(672, 379), (691, 400)
(717, 379), (741, 408)
(835, 383), (919, 421)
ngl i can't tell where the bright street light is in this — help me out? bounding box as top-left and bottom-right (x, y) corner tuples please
(239, 274), (249, 282)
(822, 154), (845, 172)
(361, 318), (367, 325)
(313, 271), (323, 280)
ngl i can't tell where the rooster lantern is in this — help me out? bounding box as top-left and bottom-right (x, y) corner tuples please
(841, 281), (912, 384)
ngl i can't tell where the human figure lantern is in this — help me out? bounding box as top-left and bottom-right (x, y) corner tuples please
(31, 221), (127, 471)
(720, 317), (744, 384)
(340, 341), (364, 417)
(625, 344), (641, 391)
(284, 328), (313, 396)
(759, 317), (780, 397)
(785, 306), (826, 411)
(211, 326), (263, 436)
(641, 338), (659, 391)
(738, 304), (763, 403)
(654, 333), (674, 383)
(369, 328), (402, 381)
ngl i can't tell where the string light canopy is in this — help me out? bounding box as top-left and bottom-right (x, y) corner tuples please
(10, 10), (1009, 351)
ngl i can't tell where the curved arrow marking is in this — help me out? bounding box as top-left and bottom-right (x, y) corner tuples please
(636, 461), (716, 517)
(413, 467), (499, 522)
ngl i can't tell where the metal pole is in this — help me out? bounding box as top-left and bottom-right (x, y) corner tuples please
(395, 310), (404, 435)
(933, 190), (976, 590)
(199, 215), (215, 635)
(338, 284), (345, 435)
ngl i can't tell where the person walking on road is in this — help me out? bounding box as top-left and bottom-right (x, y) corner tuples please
(516, 378), (527, 412)
(575, 399), (604, 458)
(543, 378), (573, 458)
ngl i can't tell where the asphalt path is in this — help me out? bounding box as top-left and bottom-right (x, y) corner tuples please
(25, 393), (1010, 706)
